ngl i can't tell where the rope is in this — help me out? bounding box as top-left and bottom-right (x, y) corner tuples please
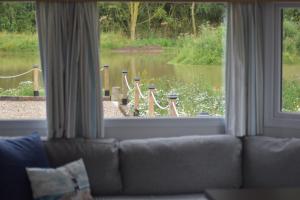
(172, 102), (179, 117)
(136, 83), (147, 99)
(0, 69), (36, 79)
(124, 75), (133, 91)
(151, 91), (169, 110)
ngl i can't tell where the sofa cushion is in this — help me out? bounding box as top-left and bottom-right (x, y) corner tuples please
(43, 138), (122, 195)
(243, 136), (300, 188)
(0, 134), (49, 200)
(120, 135), (242, 195)
(97, 194), (208, 200)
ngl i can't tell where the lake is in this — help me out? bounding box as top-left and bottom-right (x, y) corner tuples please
(0, 50), (223, 91)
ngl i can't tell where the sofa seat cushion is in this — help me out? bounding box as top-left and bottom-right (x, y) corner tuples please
(244, 136), (300, 188)
(96, 194), (208, 200)
(43, 138), (122, 196)
(120, 135), (242, 195)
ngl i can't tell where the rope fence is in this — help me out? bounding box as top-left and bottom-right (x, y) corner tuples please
(151, 91), (169, 110)
(0, 68), (37, 79)
(0, 63), (179, 117)
(102, 67), (180, 117)
(124, 75), (133, 91)
(0, 65), (41, 96)
(136, 82), (146, 99)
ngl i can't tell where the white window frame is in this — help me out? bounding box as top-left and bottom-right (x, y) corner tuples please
(264, 2), (300, 132)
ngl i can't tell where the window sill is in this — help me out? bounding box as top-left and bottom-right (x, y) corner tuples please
(0, 117), (225, 139)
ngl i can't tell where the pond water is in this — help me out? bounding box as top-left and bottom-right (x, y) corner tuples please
(0, 50), (223, 91)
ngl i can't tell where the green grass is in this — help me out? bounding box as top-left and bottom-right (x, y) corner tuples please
(0, 32), (38, 52)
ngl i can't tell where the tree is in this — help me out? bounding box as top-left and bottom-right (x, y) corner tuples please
(128, 2), (139, 40)
(191, 2), (197, 36)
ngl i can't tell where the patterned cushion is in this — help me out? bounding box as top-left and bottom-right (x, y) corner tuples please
(26, 159), (93, 200)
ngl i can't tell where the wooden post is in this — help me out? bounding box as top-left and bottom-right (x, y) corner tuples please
(168, 93), (178, 117)
(133, 77), (140, 116)
(148, 84), (155, 117)
(121, 70), (128, 105)
(103, 65), (110, 98)
(32, 65), (39, 96)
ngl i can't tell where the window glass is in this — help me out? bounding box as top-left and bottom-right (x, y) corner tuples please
(99, 2), (226, 118)
(0, 2), (46, 120)
(282, 8), (300, 113)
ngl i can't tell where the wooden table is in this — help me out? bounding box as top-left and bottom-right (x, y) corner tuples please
(205, 188), (300, 200)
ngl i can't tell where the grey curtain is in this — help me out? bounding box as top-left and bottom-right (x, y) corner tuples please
(225, 3), (264, 136)
(36, 1), (104, 138)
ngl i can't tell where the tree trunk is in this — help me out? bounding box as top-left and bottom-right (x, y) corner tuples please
(191, 2), (197, 36)
(129, 2), (140, 40)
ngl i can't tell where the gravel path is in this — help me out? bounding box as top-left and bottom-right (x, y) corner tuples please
(0, 101), (124, 119)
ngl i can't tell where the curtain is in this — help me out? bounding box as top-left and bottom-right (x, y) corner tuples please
(225, 2), (264, 136)
(36, 1), (104, 139)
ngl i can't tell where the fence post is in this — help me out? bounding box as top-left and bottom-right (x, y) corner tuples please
(32, 65), (39, 96)
(103, 65), (110, 98)
(121, 70), (128, 105)
(134, 77), (140, 116)
(148, 84), (155, 117)
(168, 93), (178, 117)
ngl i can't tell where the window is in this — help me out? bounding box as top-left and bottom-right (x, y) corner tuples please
(0, 2), (46, 120)
(264, 3), (300, 133)
(281, 8), (300, 113)
(0, 2), (226, 137)
(99, 2), (226, 119)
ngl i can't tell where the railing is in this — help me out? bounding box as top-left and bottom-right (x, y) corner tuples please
(102, 65), (179, 117)
(0, 65), (41, 96)
(1, 64), (179, 117)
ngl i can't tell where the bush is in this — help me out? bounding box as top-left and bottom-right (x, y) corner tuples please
(171, 24), (225, 65)
(0, 81), (45, 96)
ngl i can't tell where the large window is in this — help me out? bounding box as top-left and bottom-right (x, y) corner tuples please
(0, 2), (226, 137)
(99, 2), (226, 118)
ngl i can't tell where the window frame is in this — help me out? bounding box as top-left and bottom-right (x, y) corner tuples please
(264, 2), (300, 130)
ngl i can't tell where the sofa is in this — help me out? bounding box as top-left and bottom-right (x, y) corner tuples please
(42, 135), (300, 200)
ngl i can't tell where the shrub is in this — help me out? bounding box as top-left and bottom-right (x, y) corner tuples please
(171, 24), (225, 65)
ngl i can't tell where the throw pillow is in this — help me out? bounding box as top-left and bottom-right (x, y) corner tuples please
(26, 159), (93, 200)
(0, 134), (49, 200)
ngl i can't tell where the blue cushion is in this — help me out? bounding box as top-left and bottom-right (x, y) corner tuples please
(0, 134), (49, 200)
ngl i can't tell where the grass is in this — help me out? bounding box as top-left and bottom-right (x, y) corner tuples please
(0, 32), (38, 52)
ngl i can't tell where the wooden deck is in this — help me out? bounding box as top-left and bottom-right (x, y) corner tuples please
(0, 100), (124, 119)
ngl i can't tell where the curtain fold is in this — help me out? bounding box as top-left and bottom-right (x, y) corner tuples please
(36, 1), (103, 139)
(225, 2), (264, 136)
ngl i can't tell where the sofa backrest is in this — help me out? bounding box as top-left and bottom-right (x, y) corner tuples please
(119, 135), (242, 195)
(43, 138), (122, 196)
(243, 136), (300, 188)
